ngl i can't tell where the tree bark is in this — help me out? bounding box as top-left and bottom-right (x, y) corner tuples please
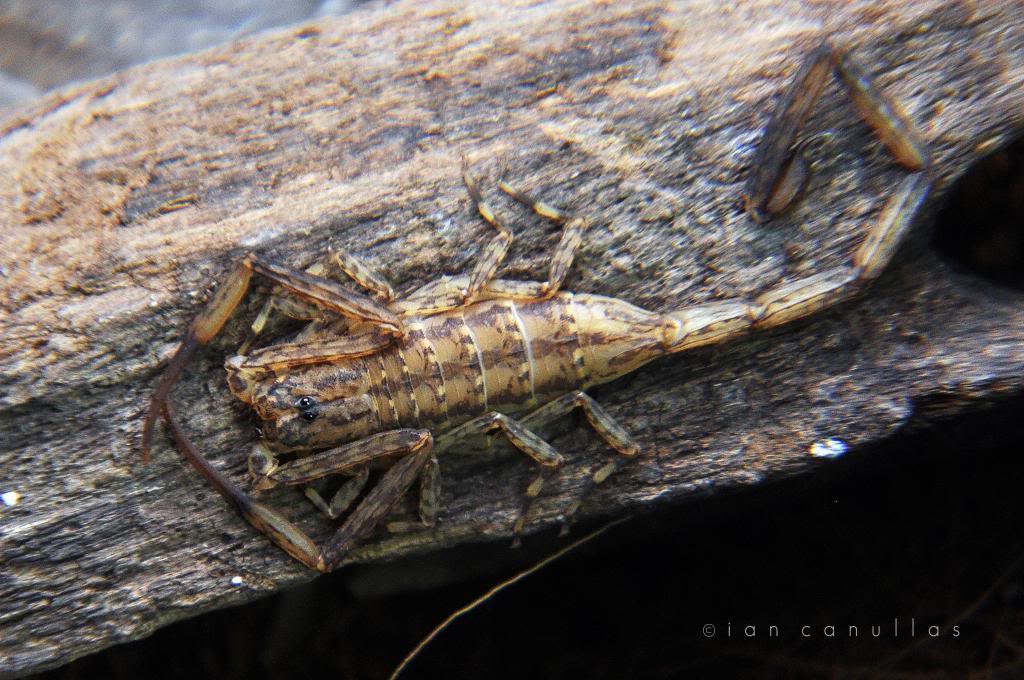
(2, 0), (1023, 674)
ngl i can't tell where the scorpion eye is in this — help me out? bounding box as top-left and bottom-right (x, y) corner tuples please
(295, 396), (319, 423)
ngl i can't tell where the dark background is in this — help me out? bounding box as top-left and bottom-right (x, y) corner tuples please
(28, 391), (1024, 679)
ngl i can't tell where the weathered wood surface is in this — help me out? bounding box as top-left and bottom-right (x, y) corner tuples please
(2, 0), (1023, 674)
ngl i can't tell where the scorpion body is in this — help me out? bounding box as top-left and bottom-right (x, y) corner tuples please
(143, 42), (933, 572)
(232, 288), (680, 453)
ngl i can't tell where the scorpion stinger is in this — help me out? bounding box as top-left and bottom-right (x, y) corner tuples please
(745, 41), (930, 222)
(655, 39), (933, 355)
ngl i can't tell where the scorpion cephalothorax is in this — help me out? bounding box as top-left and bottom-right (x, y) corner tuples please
(143, 41), (932, 572)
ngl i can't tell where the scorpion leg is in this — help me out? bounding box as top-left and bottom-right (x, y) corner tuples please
(438, 412), (564, 465)
(417, 454), (442, 527)
(520, 391), (639, 460)
(305, 467), (370, 520)
(384, 453), (441, 533)
(328, 248), (396, 301)
(744, 41), (929, 221)
(243, 250), (396, 352)
(320, 439), (434, 570)
(391, 173), (588, 315)
(437, 393), (638, 537)
(497, 178), (588, 297)
(462, 169), (515, 303)
(249, 428), (432, 532)
(437, 411), (561, 537)
(515, 391), (639, 534)
(389, 275), (474, 317)
(244, 260), (334, 352)
(243, 295), (322, 351)
(464, 178), (589, 302)
(462, 167), (587, 303)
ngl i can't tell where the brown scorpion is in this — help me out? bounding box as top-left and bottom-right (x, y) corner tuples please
(142, 43), (932, 572)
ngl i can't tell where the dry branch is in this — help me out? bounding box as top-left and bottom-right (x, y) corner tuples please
(2, 0), (1023, 674)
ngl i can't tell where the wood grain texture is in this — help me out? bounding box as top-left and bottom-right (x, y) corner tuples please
(2, 0), (1023, 674)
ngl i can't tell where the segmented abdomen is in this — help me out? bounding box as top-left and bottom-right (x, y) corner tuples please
(365, 293), (669, 432)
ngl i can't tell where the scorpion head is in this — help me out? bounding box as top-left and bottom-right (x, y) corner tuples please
(225, 356), (377, 452)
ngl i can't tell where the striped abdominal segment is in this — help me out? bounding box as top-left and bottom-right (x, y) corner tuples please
(368, 294), (639, 431)
(512, 293), (588, 404)
(247, 292), (673, 451)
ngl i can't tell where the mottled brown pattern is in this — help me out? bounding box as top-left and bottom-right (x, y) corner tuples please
(224, 288), (679, 456)
(233, 289), (727, 456)
(426, 312), (487, 423)
(515, 294), (587, 402)
(573, 293), (669, 385)
(366, 353), (399, 430)
(462, 299), (535, 412)
(4, 0), (1024, 671)
(399, 322), (450, 429)
(380, 344), (421, 429)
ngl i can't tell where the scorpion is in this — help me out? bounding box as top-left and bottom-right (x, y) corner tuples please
(142, 42), (932, 572)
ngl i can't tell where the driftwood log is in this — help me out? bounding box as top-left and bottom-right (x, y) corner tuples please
(2, 0), (1023, 674)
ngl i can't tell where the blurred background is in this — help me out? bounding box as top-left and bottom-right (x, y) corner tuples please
(0, 1), (364, 110)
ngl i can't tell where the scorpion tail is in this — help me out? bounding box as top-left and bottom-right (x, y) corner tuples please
(662, 300), (756, 354)
(663, 172), (930, 355)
